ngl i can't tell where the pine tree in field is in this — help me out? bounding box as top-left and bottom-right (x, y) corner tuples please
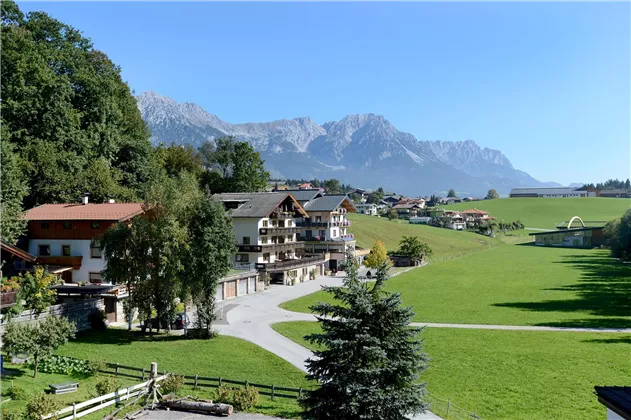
(301, 251), (428, 420)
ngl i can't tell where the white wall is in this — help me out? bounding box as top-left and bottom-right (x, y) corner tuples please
(28, 239), (105, 283)
(607, 408), (624, 420)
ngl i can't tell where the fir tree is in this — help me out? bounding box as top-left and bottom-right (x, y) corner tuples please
(302, 250), (428, 419)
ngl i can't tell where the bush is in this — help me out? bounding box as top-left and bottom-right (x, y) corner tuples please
(215, 384), (234, 403)
(86, 360), (105, 376)
(26, 393), (61, 420)
(7, 384), (27, 400)
(94, 376), (119, 396)
(88, 309), (107, 330)
(37, 355), (97, 376)
(160, 375), (184, 395)
(2, 408), (24, 420)
(232, 385), (259, 410)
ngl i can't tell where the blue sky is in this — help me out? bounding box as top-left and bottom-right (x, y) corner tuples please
(18, 1), (630, 185)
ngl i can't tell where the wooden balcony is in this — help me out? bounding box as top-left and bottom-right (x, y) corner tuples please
(36, 256), (83, 269)
(255, 254), (325, 271)
(259, 227), (301, 235)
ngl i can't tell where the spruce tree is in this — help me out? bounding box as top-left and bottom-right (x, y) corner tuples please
(302, 251), (428, 419)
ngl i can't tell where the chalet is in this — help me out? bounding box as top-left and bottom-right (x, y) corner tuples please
(443, 211), (466, 230)
(24, 199), (143, 284)
(299, 195), (356, 271)
(284, 189), (323, 206)
(382, 195), (402, 207)
(297, 182), (314, 190)
(461, 208), (490, 223)
(355, 203), (378, 216)
(214, 192), (326, 285)
(393, 203), (422, 219)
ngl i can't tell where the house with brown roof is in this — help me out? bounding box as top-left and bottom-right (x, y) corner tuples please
(23, 198), (144, 285)
(460, 208), (490, 223)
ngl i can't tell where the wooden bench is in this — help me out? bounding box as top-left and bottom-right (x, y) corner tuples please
(49, 382), (79, 394)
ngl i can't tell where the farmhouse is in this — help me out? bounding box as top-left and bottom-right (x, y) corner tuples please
(529, 217), (606, 248)
(509, 187), (590, 198)
(393, 203), (422, 219)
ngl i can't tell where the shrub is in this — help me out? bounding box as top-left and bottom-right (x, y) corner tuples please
(37, 355), (95, 376)
(26, 392), (61, 420)
(309, 269), (316, 280)
(86, 360), (105, 376)
(0, 410), (24, 420)
(94, 376), (119, 396)
(7, 384), (27, 400)
(88, 309), (107, 330)
(232, 385), (259, 410)
(160, 375), (184, 395)
(215, 384), (234, 403)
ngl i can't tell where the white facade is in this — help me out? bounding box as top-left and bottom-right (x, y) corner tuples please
(409, 216), (432, 224)
(355, 204), (378, 216)
(302, 209), (351, 241)
(232, 217), (300, 264)
(28, 239), (105, 284)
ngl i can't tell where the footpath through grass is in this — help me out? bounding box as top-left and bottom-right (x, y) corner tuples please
(272, 321), (630, 420)
(444, 197), (630, 229)
(281, 246), (631, 328)
(348, 213), (501, 258)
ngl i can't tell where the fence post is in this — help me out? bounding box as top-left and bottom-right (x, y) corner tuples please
(142, 368), (145, 380)
(299, 387), (303, 399)
(150, 362), (157, 379)
(194, 375), (198, 390)
(115, 363), (119, 376)
(219, 377), (222, 387)
(447, 399), (450, 419)
(271, 384), (275, 401)
(72, 403), (76, 419)
(245, 380), (249, 388)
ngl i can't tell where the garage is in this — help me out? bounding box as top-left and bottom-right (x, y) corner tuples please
(215, 285), (224, 302)
(249, 276), (256, 293)
(238, 279), (247, 296)
(224, 281), (237, 299)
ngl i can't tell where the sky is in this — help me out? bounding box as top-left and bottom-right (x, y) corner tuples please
(18, 1), (631, 185)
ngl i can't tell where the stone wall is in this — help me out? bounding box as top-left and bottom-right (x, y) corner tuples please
(0, 298), (104, 336)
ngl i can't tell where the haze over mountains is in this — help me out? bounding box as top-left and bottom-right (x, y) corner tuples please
(137, 91), (560, 196)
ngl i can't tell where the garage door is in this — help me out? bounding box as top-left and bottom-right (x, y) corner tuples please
(249, 277), (256, 293)
(215, 284), (224, 302)
(224, 281), (236, 299)
(238, 279), (248, 296)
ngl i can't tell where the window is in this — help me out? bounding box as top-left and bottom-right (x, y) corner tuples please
(38, 245), (51, 256)
(262, 220), (268, 227)
(315, 216), (322, 222)
(235, 254), (249, 262)
(62, 245), (71, 257)
(287, 235), (292, 241)
(89, 272), (102, 283)
(243, 237), (250, 245)
(63, 222), (72, 229)
(41, 222), (49, 229)
(303, 268), (308, 275)
(263, 253), (270, 262)
(92, 222), (100, 229)
(332, 230), (337, 237)
(90, 243), (102, 259)
(261, 236), (268, 244)
(319, 230), (326, 237)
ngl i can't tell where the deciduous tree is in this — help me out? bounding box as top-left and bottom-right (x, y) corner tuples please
(0, 138), (27, 244)
(364, 240), (391, 269)
(485, 189), (499, 200)
(447, 189), (457, 198)
(3, 316), (75, 377)
(398, 236), (433, 263)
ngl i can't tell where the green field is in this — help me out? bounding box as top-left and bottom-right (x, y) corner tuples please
(444, 197), (630, 229)
(347, 213), (502, 259)
(271, 321), (630, 420)
(280, 246), (631, 328)
(1, 329), (310, 418)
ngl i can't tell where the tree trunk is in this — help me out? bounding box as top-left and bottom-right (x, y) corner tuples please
(33, 356), (38, 378)
(163, 400), (233, 415)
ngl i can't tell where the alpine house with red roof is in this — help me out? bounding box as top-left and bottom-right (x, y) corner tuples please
(24, 197), (144, 284)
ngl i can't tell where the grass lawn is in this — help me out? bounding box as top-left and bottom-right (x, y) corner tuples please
(2, 329), (311, 418)
(444, 197), (630, 229)
(347, 213), (502, 259)
(280, 245), (631, 328)
(271, 321), (631, 420)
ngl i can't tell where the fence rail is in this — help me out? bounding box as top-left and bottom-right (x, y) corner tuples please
(426, 392), (481, 420)
(99, 360), (304, 400)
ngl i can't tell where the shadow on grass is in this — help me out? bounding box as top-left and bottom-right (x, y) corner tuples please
(582, 336), (631, 345)
(73, 328), (188, 346)
(494, 252), (631, 328)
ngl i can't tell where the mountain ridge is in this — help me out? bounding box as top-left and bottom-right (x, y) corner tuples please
(136, 91), (557, 196)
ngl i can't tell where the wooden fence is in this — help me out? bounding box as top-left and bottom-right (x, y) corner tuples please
(100, 361), (305, 400)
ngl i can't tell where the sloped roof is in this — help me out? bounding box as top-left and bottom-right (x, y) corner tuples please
(303, 195), (356, 212)
(213, 192), (307, 218)
(24, 203), (144, 221)
(1, 241), (37, 262)
(510, 187), (585, 195)
(461, 208), (489, 215)
(595, 386), (631, 418)
(393, 203), (421, 209)
(284, 189), (323, 203)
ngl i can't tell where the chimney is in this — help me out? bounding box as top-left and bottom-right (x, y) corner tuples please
(108, 199), (115, 204)
(82, 193), (89, 205)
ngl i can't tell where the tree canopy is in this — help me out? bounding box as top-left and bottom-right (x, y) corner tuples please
(486, 189), (499, 200)
(302, 251), (428, 419)
(604, 209), (631, 261)
(447, 189), (457, 198)
(397, 236), (433, 262)
(1, 1), (154, 207)
(364, 240), (391, 269)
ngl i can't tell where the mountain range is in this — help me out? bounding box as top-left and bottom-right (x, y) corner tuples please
(137, 91), (560, 196)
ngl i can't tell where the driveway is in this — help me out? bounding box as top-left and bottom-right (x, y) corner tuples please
(213, 269), (443, 420)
